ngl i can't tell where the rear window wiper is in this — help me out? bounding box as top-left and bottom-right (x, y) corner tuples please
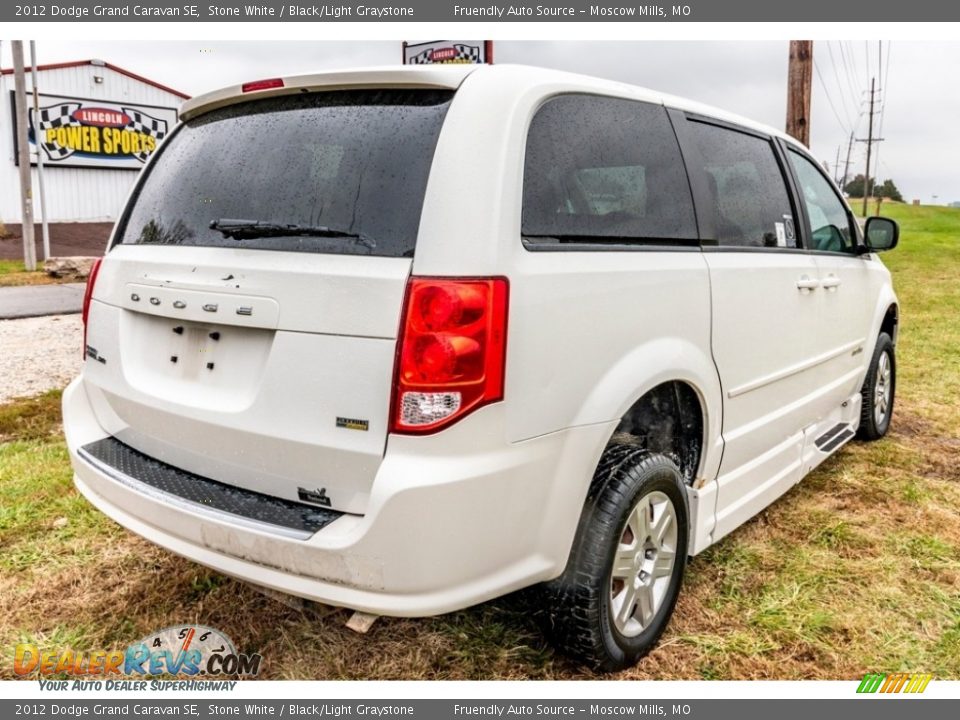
(209, 219), (376, 250)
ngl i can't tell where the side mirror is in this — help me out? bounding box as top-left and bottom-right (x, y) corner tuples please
(864, 216), (899, 252)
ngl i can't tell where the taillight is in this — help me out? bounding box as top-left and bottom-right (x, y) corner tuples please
(81, 257), (103, 359)
(241, 78), (284, 93)
(390, 277), (509, 434)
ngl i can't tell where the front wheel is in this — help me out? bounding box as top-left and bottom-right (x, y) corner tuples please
(539, 447), (688, 672)
(857, 332), (896, 440)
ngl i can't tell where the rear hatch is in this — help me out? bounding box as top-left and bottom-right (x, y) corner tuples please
(82, 88), (454, 515)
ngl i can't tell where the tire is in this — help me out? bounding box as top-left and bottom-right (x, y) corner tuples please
(857, 332), (896, 441)
(539, 446), (688, 672)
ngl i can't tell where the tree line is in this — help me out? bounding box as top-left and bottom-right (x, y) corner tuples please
(843, 174), (904, 202)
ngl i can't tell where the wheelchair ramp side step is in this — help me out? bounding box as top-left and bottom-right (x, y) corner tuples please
(815, 423), (846, 450)
(816, 424), (856, 453)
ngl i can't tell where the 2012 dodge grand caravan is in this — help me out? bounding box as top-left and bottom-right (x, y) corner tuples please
(63, 64), (900, 671)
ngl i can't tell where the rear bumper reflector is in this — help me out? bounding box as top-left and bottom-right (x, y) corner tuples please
(79, 437), (343, 539)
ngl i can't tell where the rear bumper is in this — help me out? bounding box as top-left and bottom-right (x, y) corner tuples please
(63, 376), (615, 616)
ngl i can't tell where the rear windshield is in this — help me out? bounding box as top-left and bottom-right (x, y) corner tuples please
(115, 90), (454, 258)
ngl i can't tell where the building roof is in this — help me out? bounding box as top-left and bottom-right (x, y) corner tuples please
(0, 59), (189, 99)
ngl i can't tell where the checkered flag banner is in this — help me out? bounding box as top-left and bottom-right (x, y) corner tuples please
(122, 107), (169, 163)
(28, 102), (169, 164)
(30, 102), (82, 160)
(408, 43), (482, 64)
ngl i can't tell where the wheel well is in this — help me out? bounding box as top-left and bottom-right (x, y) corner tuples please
(610, 381), (704, 485)
(881, 304), (899, 345)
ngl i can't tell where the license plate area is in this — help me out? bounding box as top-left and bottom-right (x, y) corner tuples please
(119, 310), (273, 412)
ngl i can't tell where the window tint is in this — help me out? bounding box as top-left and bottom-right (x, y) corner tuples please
(687, 121), (798, 249)
(522, 95), (697, 245)
(116, 90), (453, 258)
(787, 148), (856, 253)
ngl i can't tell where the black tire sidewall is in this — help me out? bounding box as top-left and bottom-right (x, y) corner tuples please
(861, 332), (896, 439)
(595, 458), (689, 667)
(875, 341), (895, 436)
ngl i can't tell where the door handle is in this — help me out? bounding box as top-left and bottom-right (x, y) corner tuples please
(796, 275), (820, 291)
(821, 274), (842, 290)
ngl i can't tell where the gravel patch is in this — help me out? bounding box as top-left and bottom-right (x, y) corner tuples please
(0, 314), (82, 403)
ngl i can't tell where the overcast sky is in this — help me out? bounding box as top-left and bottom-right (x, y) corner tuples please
(2, 40), (957, 203)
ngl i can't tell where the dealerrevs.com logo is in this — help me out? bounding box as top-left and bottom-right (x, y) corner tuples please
(14, 625), (261, 678)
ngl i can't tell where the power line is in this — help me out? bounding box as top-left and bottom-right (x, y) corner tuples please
(835, 41), (866, 126)
(864, 41), (871, 84)
(825, 42), (856, 130)
(874, 41), (885, 179)
(841, 131), (855, 190)
(835, 42), (851, 94)
(878, 158), (897, 177)
(845, 41), (864, 92)
(837, 41), (868, 139)
(856, 77), (883, 215)
(873, 42), (892, 187)
(877, 42), (891, 136)
(814, 57), (852, 136)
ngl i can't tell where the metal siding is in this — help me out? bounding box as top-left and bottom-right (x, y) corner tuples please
(0, 64), (184, 225)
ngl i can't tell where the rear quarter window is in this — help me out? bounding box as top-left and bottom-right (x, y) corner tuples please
(115, 90), (453, 258)
(521, 94), (697, 248)
(685, 120), (798, 249)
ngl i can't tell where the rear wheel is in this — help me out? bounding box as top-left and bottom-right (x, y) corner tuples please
(857, 332), (896, 440)
(540, 447), (688, 672)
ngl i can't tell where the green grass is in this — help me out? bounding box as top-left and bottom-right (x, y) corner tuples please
(0, 259), (61, 287)
(865, 203), (960, 435)
(1, 203), (959, 680)
(0, 391), (63, 443)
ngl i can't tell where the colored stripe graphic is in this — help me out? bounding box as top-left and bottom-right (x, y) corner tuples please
(857, 673), (932, 694)
(906, 674), (933, 693)
(857, 673), (886, 693)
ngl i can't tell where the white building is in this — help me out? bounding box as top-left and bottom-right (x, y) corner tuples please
(0, 59), (187, 225)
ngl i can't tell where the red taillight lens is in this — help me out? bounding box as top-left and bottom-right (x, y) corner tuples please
(81, 257), (103, 359)
(391, 277), (508, 434)
(241, 78), (284, 93)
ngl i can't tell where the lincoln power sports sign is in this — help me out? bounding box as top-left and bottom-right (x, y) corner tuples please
(13, 92), (178, 169)
(403, 40), (493, 65)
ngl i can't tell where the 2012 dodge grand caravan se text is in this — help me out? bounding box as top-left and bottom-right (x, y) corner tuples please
(63, 64), (901, 671)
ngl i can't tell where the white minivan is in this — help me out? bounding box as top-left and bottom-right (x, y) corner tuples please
(63, 64), (900, 671)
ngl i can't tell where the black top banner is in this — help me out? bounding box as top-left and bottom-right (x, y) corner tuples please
(6, 0), (960, 22)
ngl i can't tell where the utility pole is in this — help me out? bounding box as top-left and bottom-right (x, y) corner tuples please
(833, 146), (841, 184)
(30, 41), (51, 262)
(786, 40), (813, 146)
(12, 41), (37, 272)
(857, 78), (882, 216)
(841, 131), (855, 192)
(863, 78), (876, 216)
